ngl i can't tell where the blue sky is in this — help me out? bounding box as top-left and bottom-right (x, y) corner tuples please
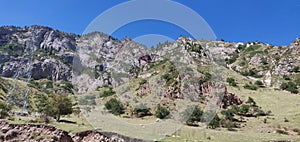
(0, 0), (299, 46)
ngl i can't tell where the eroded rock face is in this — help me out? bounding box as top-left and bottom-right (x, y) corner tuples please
(221, 92), (243, 109)
(31, 58), (71, 81)
(200, 82), (242, 109)
(0, 121), (72, 142)
(0, 121), (147, 142)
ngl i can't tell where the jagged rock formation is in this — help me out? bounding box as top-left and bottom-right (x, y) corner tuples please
(1, 25), (300, 90)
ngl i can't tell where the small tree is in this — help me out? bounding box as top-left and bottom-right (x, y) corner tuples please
(105, 98), (124, 115)
(184, 106), (203, 126)
(208, 114), (221, 129)
(36, 94), (73, 121)
(0, 101), (12, 119)
(155, 106), (170, 119)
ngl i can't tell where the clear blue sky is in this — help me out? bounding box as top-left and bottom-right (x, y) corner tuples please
(0, 0), (299, 46)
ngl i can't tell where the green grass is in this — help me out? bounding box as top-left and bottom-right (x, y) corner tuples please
(162, 87), (300, 142)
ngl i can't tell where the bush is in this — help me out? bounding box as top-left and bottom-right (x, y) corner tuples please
(0, 101), (12, 119)
(133, 104), (151, 117)
(155, 106), (170, 119)
(243, 83), (258, 90)
(276, 129), (288, 135)
(208, 115), (221, 129)
(100, 88), (116, 98)
(293, 66), (299, 72)
(182, 106), (203, 126)
(261, 58), (268, 65)
(105, 98), (124, 115)
(241, 68), (263, 78)
(293, 128), (300, 133)
(226, 53), (239, 64)
(280, 81), (299, 94)
(254, 80), (264, 87)
(226, 78), (237, 86)
(283, 75), (290, 80)
(139, 79), (147, 85)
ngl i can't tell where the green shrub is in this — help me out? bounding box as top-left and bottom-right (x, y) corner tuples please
(244, 45), (261, 52)
(261, 58), (268, 65)
(100, 88), (116, 98)
(0, 101), (12, 119)
(243, 83), (258, 90)
(105, 98), (124, 115)
(293, 128), (300, 133)
(155, 106), (170, 119)
(293, 66), (299, 72)
(226, 78), (237, 86)
(280, 81), (299, 94)
(241, 68), (263, 78)
(226, 53), (239, 64)
(208, 114), (221, 129)
(139, 79), (147, 85)
(133, 104), (151, 117)
(276, 129), (288, 135)
(182, 106), (203, 126)
(254, 80), (264, 87)
(283, 75), (290, 80)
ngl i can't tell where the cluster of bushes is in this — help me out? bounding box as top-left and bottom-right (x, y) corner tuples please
(208, 97), (269, 129)
(244, 80), (264, 90)
(186, 44), (202, 54)
(225, 53), (239, 64)
(241, 68), (263, 78)
(105, 99), (171, 119)
(0, 44), (24, 57)
(148, 59), (167, 69)
(280, 81), (299, 94)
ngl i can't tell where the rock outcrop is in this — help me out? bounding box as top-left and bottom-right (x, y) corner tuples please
(0, 121), (146, 142)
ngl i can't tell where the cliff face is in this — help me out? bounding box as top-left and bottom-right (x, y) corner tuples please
(1, 25), (299, 89)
